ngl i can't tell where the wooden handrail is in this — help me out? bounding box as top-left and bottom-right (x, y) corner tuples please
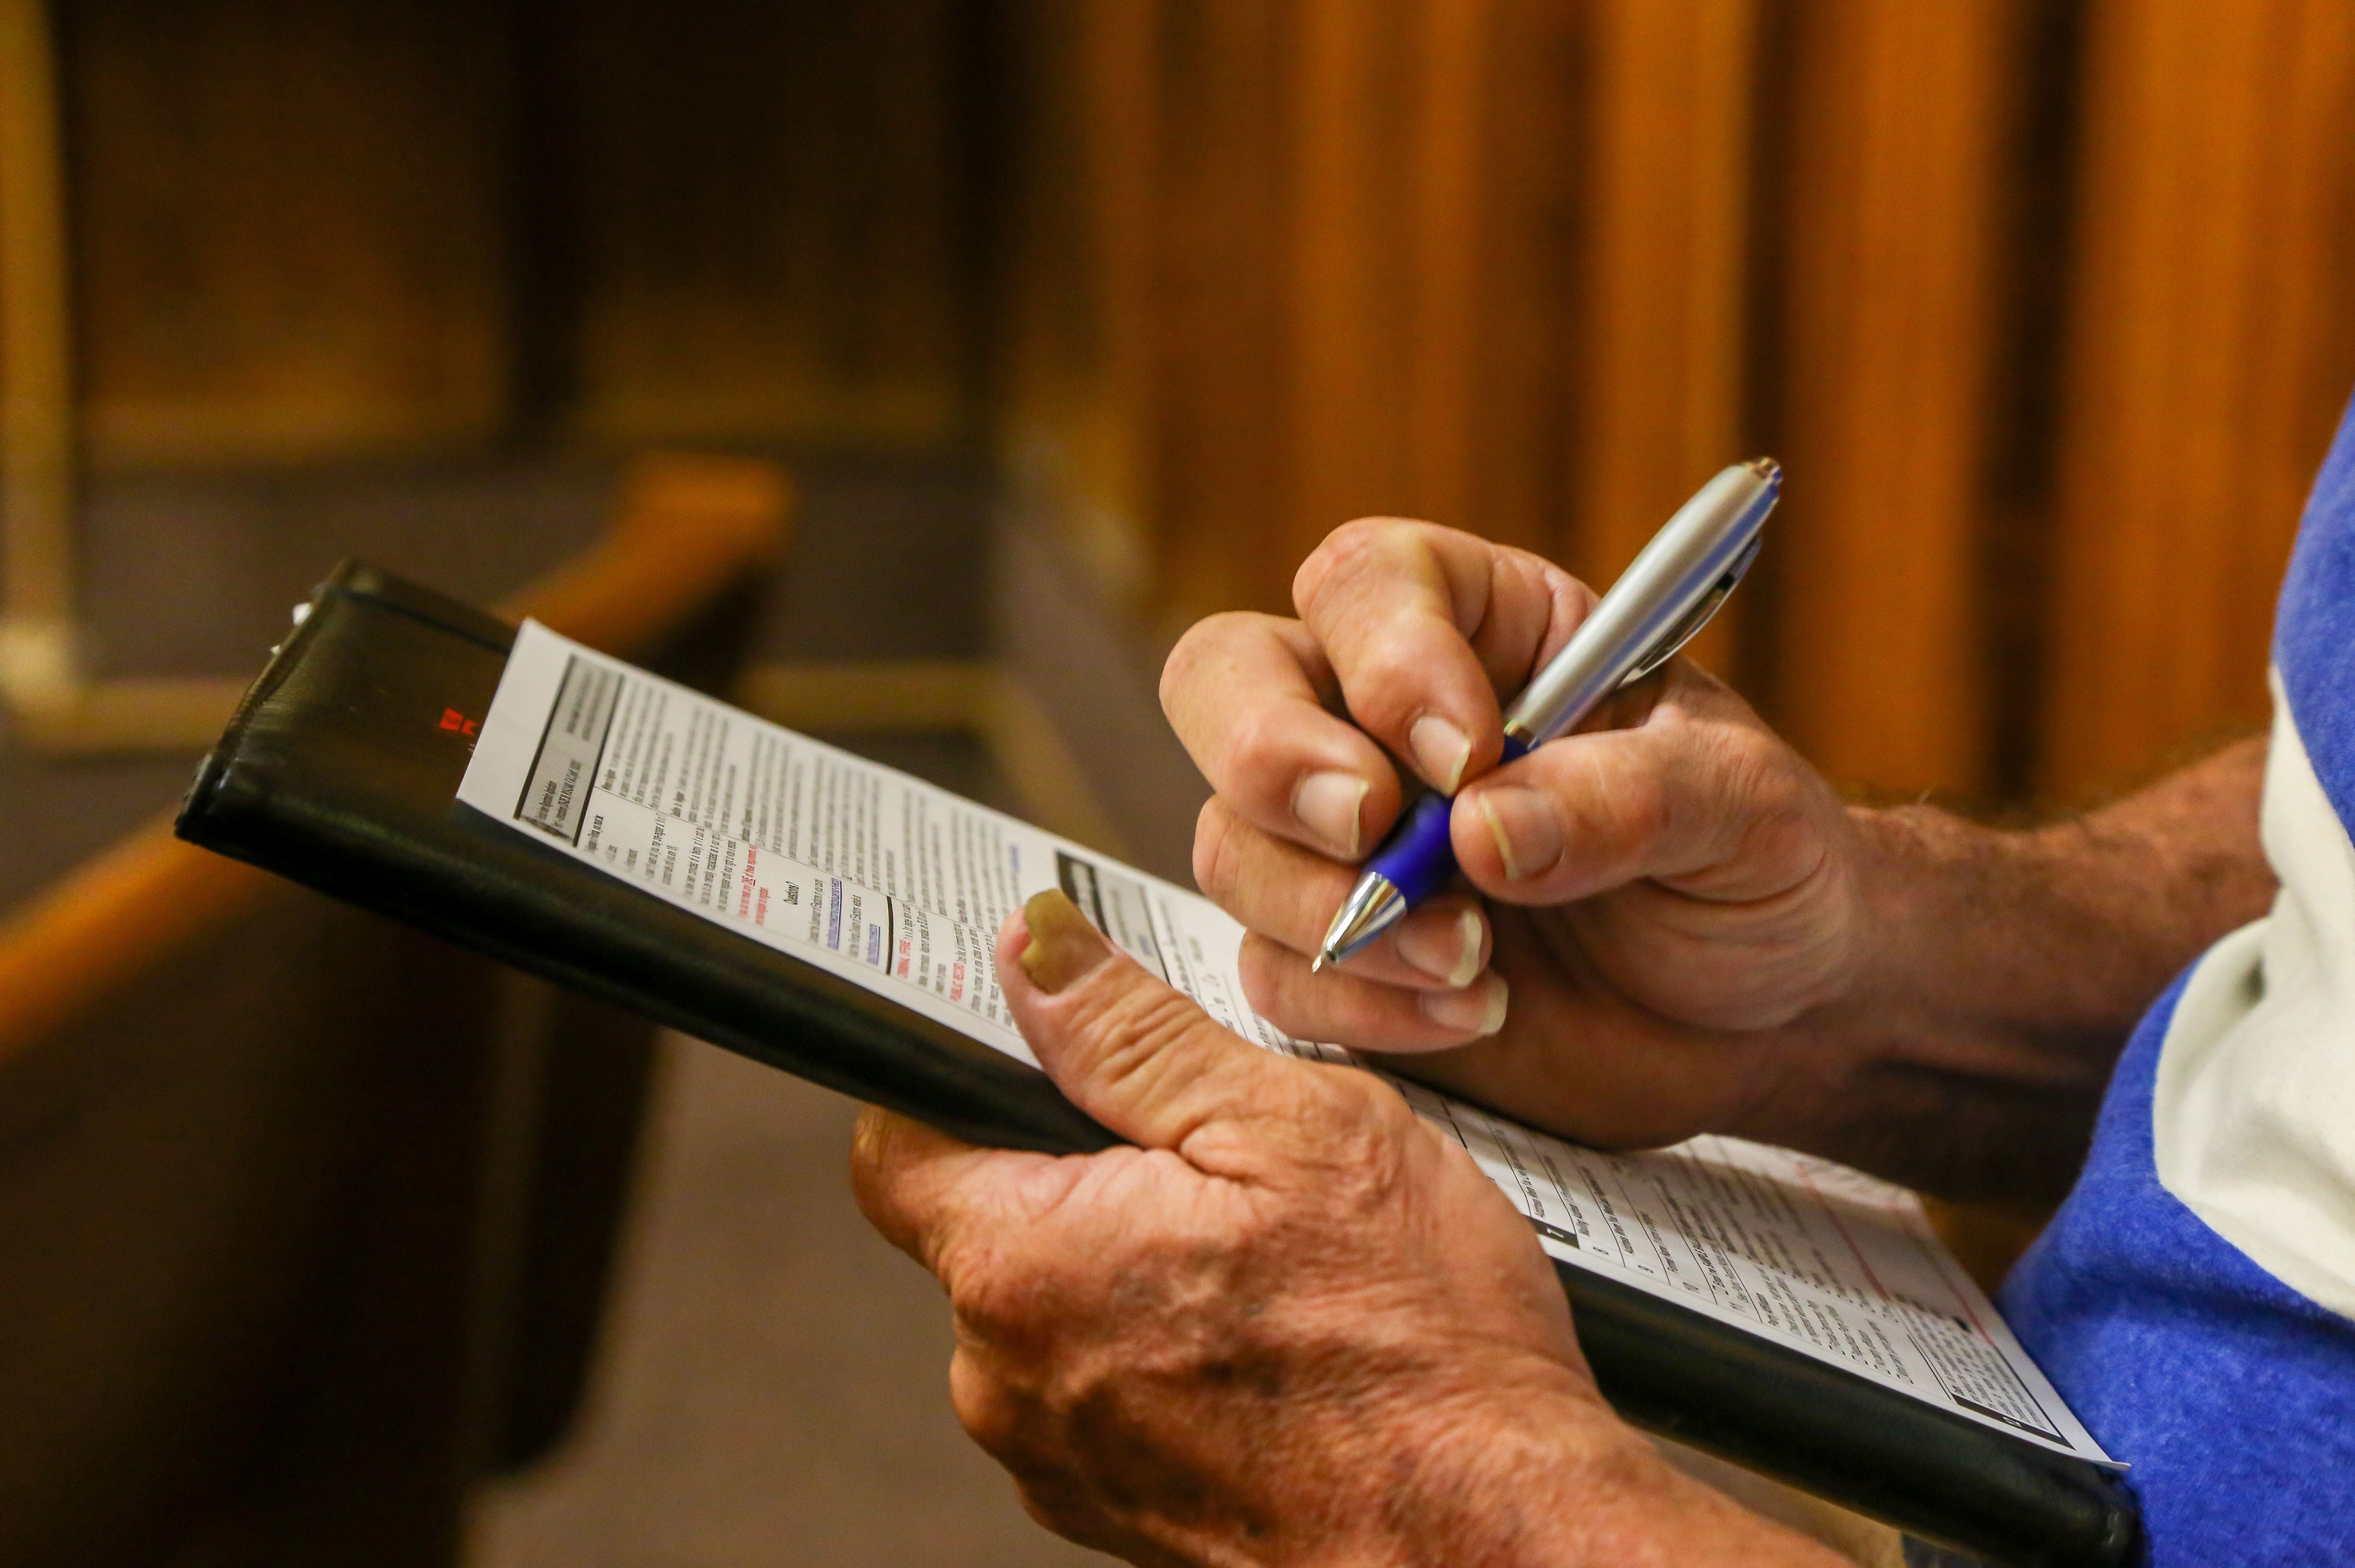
(0, 453), (793, 1072)
(496, 453), (792, 648)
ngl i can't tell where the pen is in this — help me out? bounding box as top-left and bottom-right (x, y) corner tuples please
(1315, 458), (1782, 970)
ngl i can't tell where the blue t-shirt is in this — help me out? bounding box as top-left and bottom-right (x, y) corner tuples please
(1993, 399), (2355, 1565)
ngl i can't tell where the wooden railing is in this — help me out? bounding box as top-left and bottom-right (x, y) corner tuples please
(0, 453), (789, 1077)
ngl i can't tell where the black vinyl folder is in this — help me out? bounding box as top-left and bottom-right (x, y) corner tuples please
(177, 564), (2138, 1568)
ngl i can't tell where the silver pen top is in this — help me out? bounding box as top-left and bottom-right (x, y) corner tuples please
(1500, 459), (1779, 748)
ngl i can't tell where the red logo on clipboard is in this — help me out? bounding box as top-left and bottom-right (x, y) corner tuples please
(438, 707), (480, 737)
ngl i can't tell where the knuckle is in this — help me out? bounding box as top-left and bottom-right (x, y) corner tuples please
(1191, 796), (1239, 900)
(1159, 612), (1244, 715)
(1293, 516), (1417, 614)
(1724, 734), (1828, 874)
(1534, 554), (1600, 616)
(1082, 981), (1224, 1092)
(949, 1355), (1035, 1460)
(1218, 702), (1294, 790)
(1293, 1068), (1385, 1144)
(945, 1242), (1053, 1346)
(1700, 722), (1789, 816)
(1288, 1074), (1416, 1206)
(1340, 645), (1428, 732)
(1742, 725), (1809, 807)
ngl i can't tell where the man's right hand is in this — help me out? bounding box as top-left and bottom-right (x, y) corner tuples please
(1160, 517), (1873, 1155)
(1160, 516), (2275, 1201)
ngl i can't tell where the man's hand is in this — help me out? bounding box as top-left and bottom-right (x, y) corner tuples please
(852, 889), (1838, 1568)
(1161, 518), (2276, 1203)
(1162, 518), (1866, 1153)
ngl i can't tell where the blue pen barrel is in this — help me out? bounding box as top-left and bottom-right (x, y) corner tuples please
(1365, 792), (1459, 904)
(1361, 733), (1531, 907)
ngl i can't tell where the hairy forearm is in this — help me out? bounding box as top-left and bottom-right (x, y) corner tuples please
(1369, 1383), (1847, 1568)
(1749, 738), (2274, 1204)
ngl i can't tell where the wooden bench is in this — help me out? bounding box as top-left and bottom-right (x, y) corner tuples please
(0, 454), (789, 1568)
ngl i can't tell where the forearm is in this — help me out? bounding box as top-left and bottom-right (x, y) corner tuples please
(1750, 737), (2274, 1204)
(1367, 1381), (1847, 1568)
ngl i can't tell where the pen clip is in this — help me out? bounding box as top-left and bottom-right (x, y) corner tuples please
(1615, 533), (1764, 689)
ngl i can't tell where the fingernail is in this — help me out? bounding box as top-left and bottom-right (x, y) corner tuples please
(1477, 788), (1564, 882)
(1018, 889), (1113, 993)
(1293, 769), (1369, 859)
(1396, 906), (1486, 988)
(1420, 972), (1509, 1037)
(1409, 715), (1473, 793)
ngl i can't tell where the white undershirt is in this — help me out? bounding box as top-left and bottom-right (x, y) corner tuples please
(2153, 671), (2355, 1321)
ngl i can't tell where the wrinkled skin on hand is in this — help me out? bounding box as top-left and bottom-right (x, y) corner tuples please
(1160, 517), (1868, 1152)
(851, 891), (1836, 1568)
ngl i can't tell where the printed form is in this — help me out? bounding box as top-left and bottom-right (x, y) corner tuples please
(459, 621), (2110, 1466)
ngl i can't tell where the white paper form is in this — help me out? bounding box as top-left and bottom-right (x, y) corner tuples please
(459, 621), (2111, 1466)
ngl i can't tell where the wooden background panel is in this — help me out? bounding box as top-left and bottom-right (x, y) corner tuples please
(2039, 0), (2355, 801)
(64, 0), (509, 467)
(996, 0), (1166, 605)
(1277, 0), (1571, 556)
(1565, 0), (1757, 649)
(1142, 0), (1294, 623)
(1396, 0), (1491, 550)
(1761, 0), (2024, 797)
(554, 0), (972, 450)
(1280, 0), (1427, 571)
(1279, 0), (1585, 575)
(1563, 0), (1755, 678)
(53, 0), (980, 467)
(38, 0), (2355, 807)
(1469, 0), (1601, 572)
(1001, 0), (1586, 633)
(1434, 0), (1587, 564)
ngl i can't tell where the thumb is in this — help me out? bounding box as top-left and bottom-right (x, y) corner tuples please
(998, 888), (1316, 1155)
(1451, 670), (1823, 906)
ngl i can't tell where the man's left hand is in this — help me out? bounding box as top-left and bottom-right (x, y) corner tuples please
(851, 889), (1839, 1567)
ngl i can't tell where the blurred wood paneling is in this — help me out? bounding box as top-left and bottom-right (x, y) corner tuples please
(552, 0), (972, 449)
(1004, 0), (2355, 809)
(997, 0), (1169, 604)
(0, 0), (74, 622)
(36, 0), (2355, 797)
(1002, 0), (1582, 633)
(47, 0), (978, 466)
(1764, 0), (2025, 795)
(64, 0), (509, 467)
(1280, 0), (1584, 569)
(2039, 0), (2355, 801)
(1565, 0), (1756, 679)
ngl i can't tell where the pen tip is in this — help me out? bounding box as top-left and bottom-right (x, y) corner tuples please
(1311, 951), (1330, 974)
(1745, 455), (1782, 482)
